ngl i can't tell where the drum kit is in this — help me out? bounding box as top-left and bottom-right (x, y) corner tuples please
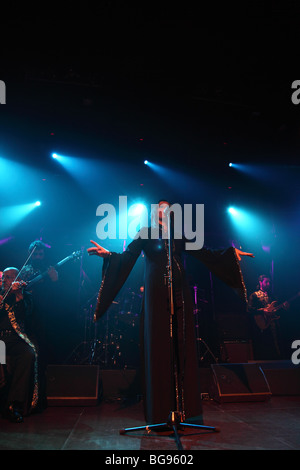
(67, 287), (142, 369)
(67, 284), (217, 368)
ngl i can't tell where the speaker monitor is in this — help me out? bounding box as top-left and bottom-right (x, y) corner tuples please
(210, 363), (271, 403)
(46, 365), (101, 406)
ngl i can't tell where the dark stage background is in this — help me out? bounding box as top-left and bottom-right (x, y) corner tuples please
(1, 4), (300, 363)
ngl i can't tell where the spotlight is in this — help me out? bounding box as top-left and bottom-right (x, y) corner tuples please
(228, 207), (237, 215)
(144, 160), (149, 165)
(229, 163), (233, 167)
(0, 201), (43, 233)
(128, 203), (147, 217)
(227, 205), (268, 239)
(52, 153), (58, 159)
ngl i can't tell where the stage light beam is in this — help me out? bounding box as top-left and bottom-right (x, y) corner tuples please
(228, 206), (238, 215)
(227, 205), (270, 241)
(128, 203), (147, 217)
(0, 201), (42, 233)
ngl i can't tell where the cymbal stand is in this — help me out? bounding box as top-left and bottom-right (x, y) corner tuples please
(193, 285), (218, 364)
(64, 302), (94, 365)
(120, 212), (219, 450)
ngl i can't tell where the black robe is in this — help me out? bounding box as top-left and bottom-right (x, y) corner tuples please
(94, 228), (247, 424)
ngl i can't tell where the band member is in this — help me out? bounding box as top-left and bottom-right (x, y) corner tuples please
(19, 240), (58, 285)
(88, 201), (254, 425)
(0, 268), (38, 422)
(19, 240), (59, 410)
(248, 274), (286, 360)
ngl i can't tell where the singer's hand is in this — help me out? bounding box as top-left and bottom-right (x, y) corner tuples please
(87, 240), (111, 258)
(235, 248), (255, 261)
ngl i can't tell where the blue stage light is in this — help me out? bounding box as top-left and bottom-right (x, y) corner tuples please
(51, 153), (65, 161)
(227, 205), (269, 241)
(228, 206), (238, 215)
(128, 202), (147, 217)
(0, 201), (43, 233)
(144, 160), (149, 165)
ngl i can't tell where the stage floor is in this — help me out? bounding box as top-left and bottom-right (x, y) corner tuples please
(1, 395), (300, 450)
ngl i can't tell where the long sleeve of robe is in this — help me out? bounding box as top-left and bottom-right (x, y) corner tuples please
(93, 230), (248, 424)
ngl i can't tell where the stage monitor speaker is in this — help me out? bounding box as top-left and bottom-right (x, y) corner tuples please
(209, 363), (271, 403)
(46, 365), (100, 406)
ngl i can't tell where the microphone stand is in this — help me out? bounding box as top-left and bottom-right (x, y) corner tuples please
(119, 211), (219, 449)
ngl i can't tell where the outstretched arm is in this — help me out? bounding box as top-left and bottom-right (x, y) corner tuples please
(87, 237), (144, 321)
(235, 248), (255, 262)
(188, 246), (254, 303)
(87, 240), (111, 258)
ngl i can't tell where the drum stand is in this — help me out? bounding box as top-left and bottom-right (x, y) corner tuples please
(119, 213), (219, 450)
(64, 299), (109, 366)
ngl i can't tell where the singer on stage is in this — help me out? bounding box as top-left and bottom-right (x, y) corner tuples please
(88, 201), (253, 425)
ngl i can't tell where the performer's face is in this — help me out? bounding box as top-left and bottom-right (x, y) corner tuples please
(260, 278), (270, 292)
(31, 249), (45, 267)
(158, 201), (170, 225)
(2, 269), (18, 290)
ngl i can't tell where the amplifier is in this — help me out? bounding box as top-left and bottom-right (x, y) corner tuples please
(220, 340), (253, 363)
(46, 365), (100, 406)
